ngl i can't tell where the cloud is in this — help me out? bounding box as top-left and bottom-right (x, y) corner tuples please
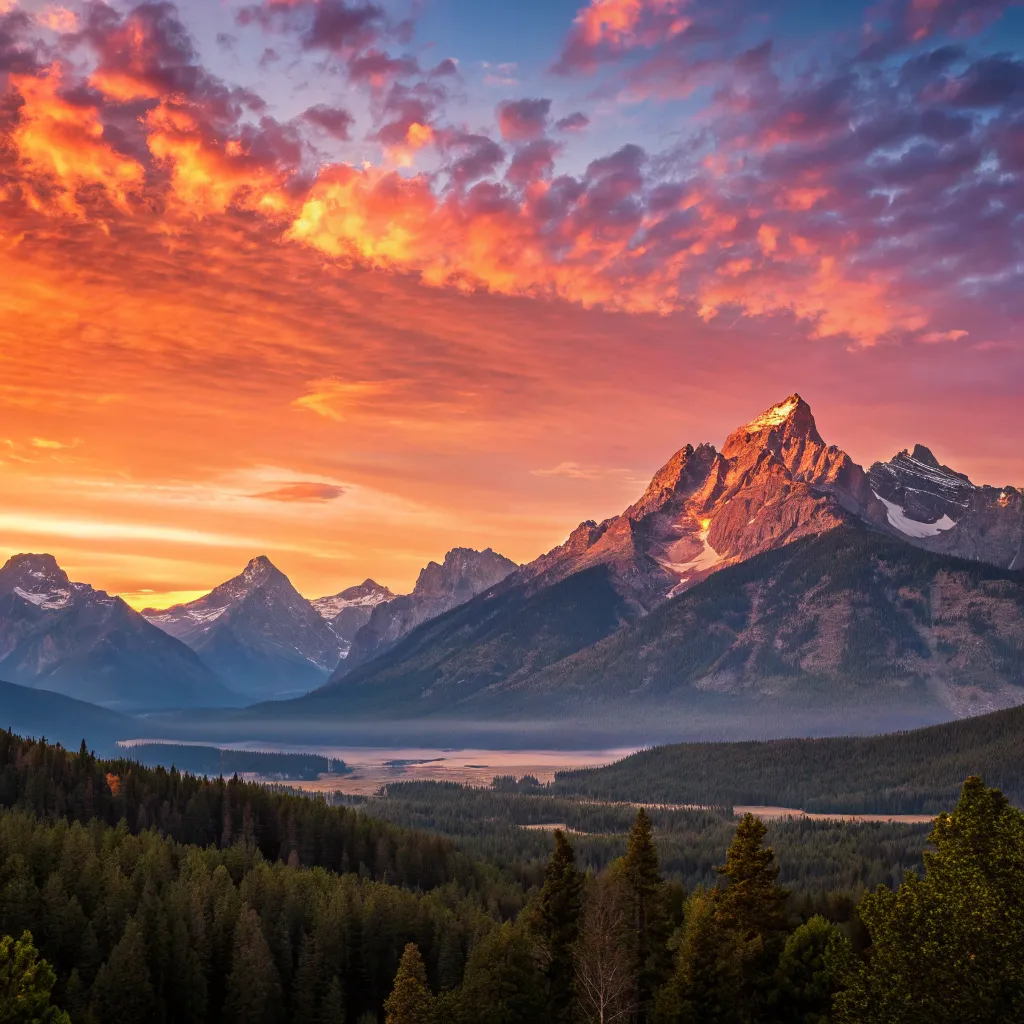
(31, 436), (77, 448)
(531, 461), (635, 480)
(496, 98), (551, 141)
(302, 103), (355, 140)
(251, 482), (346, 501)
(292, 378), (394, 420)
(555, 111), (590, 133)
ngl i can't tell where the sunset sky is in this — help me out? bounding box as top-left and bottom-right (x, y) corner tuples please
(1, 0), (1022, 606)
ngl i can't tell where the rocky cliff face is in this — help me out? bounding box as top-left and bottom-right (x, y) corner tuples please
(869, 447), (1024, 569)
(145, 556), (343, 698)
(339, 548), (518, 671)
(519, 395), (888, 608)
(0, 553), (234, 711)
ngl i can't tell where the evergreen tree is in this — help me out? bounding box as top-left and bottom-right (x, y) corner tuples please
(770, 916), (850, 1024)
(0, 931), (70, 1024)
(223, 908), (282, 1024)
(534, 830), (584, 1022)
(88, 918), (157, 1024)
(652, 891), (741, 1024)
(623, 809), (670, 1023)
(716, 814), (790, 941)
(457, 924), (546, 1024)
(835, 777), (1024, 1023)
(384, 944), (434, 1024)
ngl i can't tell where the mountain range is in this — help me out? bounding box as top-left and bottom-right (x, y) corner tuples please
(283, 394), (1024, 739)
(2, 393), (1021, 741)
(0, 554), (235, 711)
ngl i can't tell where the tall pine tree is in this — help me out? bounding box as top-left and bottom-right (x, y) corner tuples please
(534, 830), (584, 1023)
(0, 931), (70, 1024)
(623, 809), (670, 1024)
(384, 943), (434, 1024)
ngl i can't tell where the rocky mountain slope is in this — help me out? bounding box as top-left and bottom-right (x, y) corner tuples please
(517, 394), (888, 608)
(0, 554), (236, 711)
(337, 548), (518, 673)
(312, 579), (394, 653)
(144, 556), (343, 699)
(297, 527), (1024, 736)
(869, 446), (1024, 569)
(283, 395), (1024, 737)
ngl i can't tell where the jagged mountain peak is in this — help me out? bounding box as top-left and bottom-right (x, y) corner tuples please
(241, 554), (284, 583)
(722, 393), (823, 458)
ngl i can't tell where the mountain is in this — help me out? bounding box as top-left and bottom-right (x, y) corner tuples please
(338, 548), (518, 672)
(0, 677), (133, 754)
(278, 396), (1024, 740)
(869, 445), (1024, 568)
(312, 579), (395, 653)
(0, 554), (236, 711)
(144, 556), (343, 699)
(297, 527), (1024, 735)
(518, 394), (887, 608)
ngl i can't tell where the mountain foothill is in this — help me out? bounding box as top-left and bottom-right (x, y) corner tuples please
(1, 394), (1021, 741)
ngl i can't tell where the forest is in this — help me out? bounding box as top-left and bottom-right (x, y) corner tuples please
(552, 701), (1024, 812)
(118, 744), (346, 782)
(0, 731), (1021, 1023)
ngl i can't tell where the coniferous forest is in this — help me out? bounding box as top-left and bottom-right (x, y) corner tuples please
(0, 732), (1022, 1023)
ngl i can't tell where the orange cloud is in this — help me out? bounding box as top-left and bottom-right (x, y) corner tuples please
(10, 66), (146, 214)
(145, 102), (292, 218)
(37, 5), (77, 32)
(252, 483), (347, 502)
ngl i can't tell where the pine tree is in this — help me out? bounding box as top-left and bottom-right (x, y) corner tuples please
(715, 814), (790, 940)
(0, 931), (71, 1024)
(714, 813), (791, 1022)
(89, 918), (158, 1024)
(835, 777), (1024, 1023)
(457, 923), (547, 1024)
(384, 943), (434, 1024)
(535, 830), (584, 1022)
(652, 891), (740, 1024)
(223, 908), (282, 1024)
(623, 809), (670, 1023)
(770, 915), (851, 1024)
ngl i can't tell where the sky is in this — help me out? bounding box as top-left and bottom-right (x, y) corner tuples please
(0, 0), (1022, 607)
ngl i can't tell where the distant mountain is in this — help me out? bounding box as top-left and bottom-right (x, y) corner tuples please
(870, 445), (1024, 569)
(337, 548), (518, 673)
(0, 678), (132, 755)
(145, 556), (343, 699)
(518, 394), (887, 608)
(0, 554), (235, 711)
(312, 579), (395, 653)
(297, 526), (1024, 737)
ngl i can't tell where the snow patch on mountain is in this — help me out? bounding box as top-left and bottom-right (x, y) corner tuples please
(13, 586), (72, 610)
(874, 493), (957, 538)
(743, 395), (801, 431)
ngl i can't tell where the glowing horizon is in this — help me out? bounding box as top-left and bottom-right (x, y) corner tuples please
(1, 0), (1022, 605)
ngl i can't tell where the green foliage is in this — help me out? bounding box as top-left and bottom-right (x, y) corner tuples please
(0, 931), (70, 1024)
(771, 916), (851, 1024)
(532, 830), (583, 1022)
(624, 809), (671, 1022)
(384, 944), (433, 1024)
(454, 923), (546, 1024)
(554, 701), (1024, 813)
(835, 776), (1024, 1023)
(122, 745), (344, 781)
(0, 731), (512, 901)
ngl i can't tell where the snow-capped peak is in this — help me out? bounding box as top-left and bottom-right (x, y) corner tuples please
(743, 394), (803, 431)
